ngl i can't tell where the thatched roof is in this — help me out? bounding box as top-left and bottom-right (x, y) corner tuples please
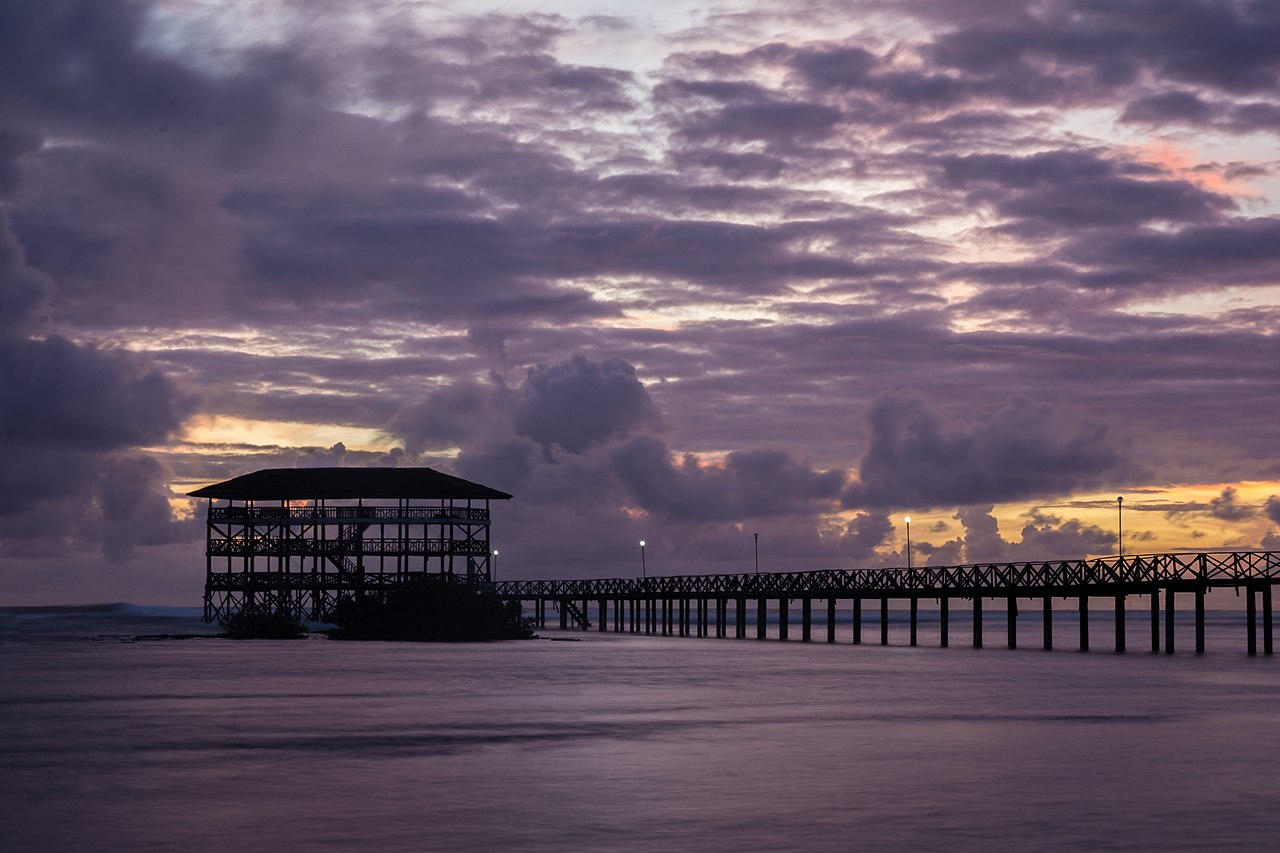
(187, 467), (512, 501)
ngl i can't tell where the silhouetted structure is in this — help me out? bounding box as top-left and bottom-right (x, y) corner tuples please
(496, 551), (1278, 656)
(190, 467), (511, 622)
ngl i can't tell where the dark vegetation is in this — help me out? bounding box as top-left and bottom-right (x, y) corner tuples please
(221, 607), (308, 639)
(328, 577), (535, 641)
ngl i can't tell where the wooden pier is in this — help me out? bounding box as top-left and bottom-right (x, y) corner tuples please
(494, 551), (1279, 655)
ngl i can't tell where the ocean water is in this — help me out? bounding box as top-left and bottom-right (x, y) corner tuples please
(3, 604), (1279, 851)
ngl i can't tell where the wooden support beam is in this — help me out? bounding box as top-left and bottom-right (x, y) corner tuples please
(940, 597), (949, 648)
(1248, 585), (1258, 656)
(1114, 594), (1125, 653)
(1007, 596), (1017, 650)
(757, 597), (767, 640)
(1150, 586), (1160, 653)
(779, 598), (789, 640)
(1194, 588), (1204, 654)
(802, 597), (812, 642)
(853, 597), (862, 644)
(910, 597), (918, 647)
(1043, 594), (1053, 650)
(1265, 586), (1274, 655)
(880, 598), (889, 646)
(1078, 595), (1089, 652)
(1165, 588), (1175, 654)
(736, 597), (747, 639)
(973, 596), (983, 648)
(827, 598), (836, 643)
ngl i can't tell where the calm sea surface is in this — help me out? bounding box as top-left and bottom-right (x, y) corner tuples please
(3, 605), (1280, 851)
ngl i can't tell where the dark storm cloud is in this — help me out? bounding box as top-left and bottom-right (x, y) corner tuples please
(1208, 487), (1253, 521)
(1265, 497), (1280, 526)
(612, 436), (844, 521)
(1120, 91), (1214, 125)
(513, 355), (661, 454)
(675, 100), (843, 145)
(0, 212), (48, 331)
(927, 0), (1280, 95)
(843, 395), (1121, 510)
(0, 0), (291, 162)
(1061, 217), (1280, 288)
(0, 336), (189, 450)
(934, 150), (1234, 230)
(668, 148), (787, 180)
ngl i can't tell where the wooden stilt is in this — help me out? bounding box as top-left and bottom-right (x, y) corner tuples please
(1007, 596), (1017, 649)
(973, 596), (983, 648)
(1114, 594), (1125, 653)
(940, 597), (949, 647)
(1078, 595), (1089, 652)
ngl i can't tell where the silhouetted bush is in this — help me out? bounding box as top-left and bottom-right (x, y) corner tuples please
(222, 607), (308, 639)
(328, 577), (534, 641)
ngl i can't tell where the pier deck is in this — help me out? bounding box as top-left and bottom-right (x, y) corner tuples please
(494, 551), (1279, 655)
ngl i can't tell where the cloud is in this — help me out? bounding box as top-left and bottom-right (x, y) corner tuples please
(1266, 496), (1280, 526)
(1120, 90), (1214, 125)
(843, 395), (1122, 510)
(613, 437), (845, 521)
(916, 505), (1115, 564)
(1208, 486), (1253, 521)
(513, 355), (661, 454)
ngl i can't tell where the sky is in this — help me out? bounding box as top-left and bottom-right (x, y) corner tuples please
(2, 0), (1279, 604)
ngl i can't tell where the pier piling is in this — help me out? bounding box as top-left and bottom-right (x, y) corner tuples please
(1248, 585), (1257, 656)
(1007, 596), (1017, 649)
(1114, 595), (1125, 653)
(1195, 588), (1204, 654)
(1079, 595), (1089, 652)
(1043, 595), (1053, 650)
(973, 596), (983, 648)
(1265, 587), (1273, 655)
(1151, 587), (1160, 653)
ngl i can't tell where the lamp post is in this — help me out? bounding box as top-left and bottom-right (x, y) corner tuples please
(754, 532), (759, 574)
(1116, 496), (1123, 558)
(640, 540), (647, 578)
(492, 549), (499, 581)
(904, 516), (912, 570)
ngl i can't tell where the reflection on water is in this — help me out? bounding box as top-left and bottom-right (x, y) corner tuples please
(2, 606), (1278, 851)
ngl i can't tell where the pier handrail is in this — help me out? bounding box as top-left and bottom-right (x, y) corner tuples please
(490, 551), (1280, 597)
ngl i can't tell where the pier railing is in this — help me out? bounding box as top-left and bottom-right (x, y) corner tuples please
(208, 536), (493, 558)
(491, 551), (1280, 598)
(210, 505), (489, 524)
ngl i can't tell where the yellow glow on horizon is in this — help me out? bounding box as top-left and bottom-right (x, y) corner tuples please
(827, 480), (1280, 565)
(180, 414), (395, 451)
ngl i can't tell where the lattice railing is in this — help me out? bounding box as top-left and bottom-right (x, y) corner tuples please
(490, 551), (1280, 598)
